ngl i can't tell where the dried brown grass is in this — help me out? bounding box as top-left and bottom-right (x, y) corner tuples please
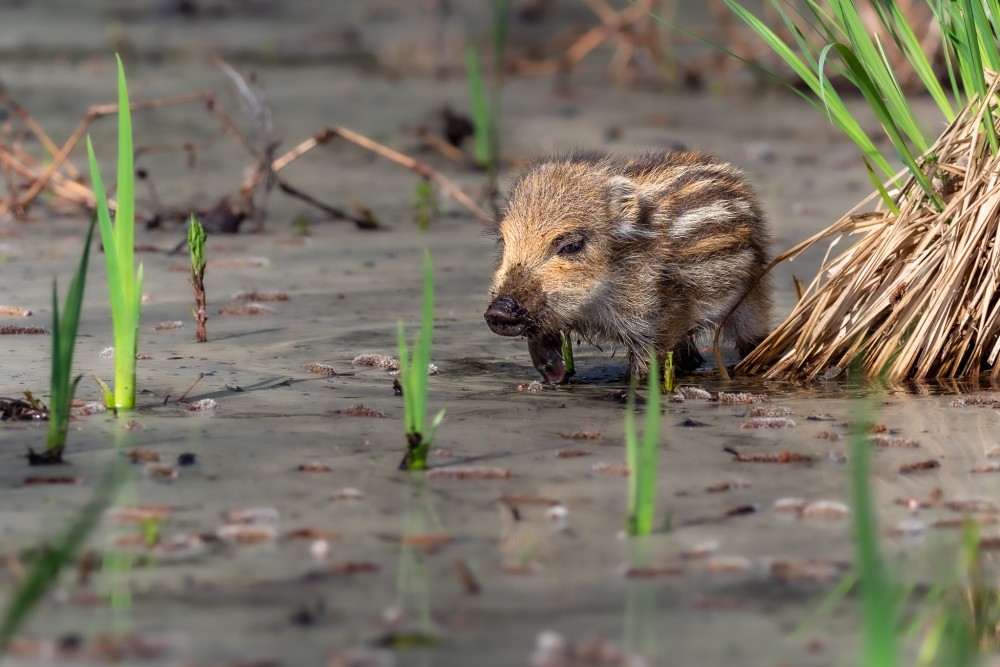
(736, 73), (1000, 381)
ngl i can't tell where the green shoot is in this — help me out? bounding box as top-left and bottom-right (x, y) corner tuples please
(466, 44), (492, 170)
(488, 0), (511, 169)
(560, 331), (575, 379)
(466, 0), (510, 192)
(141, 518), (162, 547)
(625, 352), (661, 536)
(662, 351), (675, 393)
(46, 219), (96, 451)
(397, 251), (444, 471)
(87, 54), (143, 410)
(187, 215), (208, 343)
(413, 177), (438, 230)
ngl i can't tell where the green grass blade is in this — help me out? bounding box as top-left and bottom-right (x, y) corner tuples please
(415, 251), (434, 434)
(489, 0), (511, 172)
(47, 281), (64, 449)
(46, 219), (96, 448)
(88, 57), (141, 409)
(624, 383), (639, 535)
(828, 0), (926, 151)
(879, 1), (954, 119)
(115, 57), (139, 409)
(61, 220), (96, 362)
(931, 1), (965, 105)
(657, 1), (827, 98)
(662, 351), (674, 393)
(88, 135), (133, 408)
(424, 409), (445, 449)
(863, 157), (901, 216)
(956, 0), (987, 101)
(560, 332), (575, 378)
(725, 1), (820, 89)
(637, 354), (660, 536)
(87, 136), (122, 317)
(830, 44), (940, 207)
(723, 0), (894, 177)
(466, 45), (491, 168)
(0, 456), (127, 650)
(872, 34), (921, 143)
(958, 0), (999, 153)
(398, 254), (440, 470)
(397, 321), (415, 435)
(849, 405), (899, 667)
(967, 0), (1000, 72)
(625, 352), (661, 536)
(114, 54), (135, 312)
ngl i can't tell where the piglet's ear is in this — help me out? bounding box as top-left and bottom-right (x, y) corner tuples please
(608, 176), (641, 228)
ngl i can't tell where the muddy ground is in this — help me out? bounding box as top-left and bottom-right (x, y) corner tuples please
(1, 2), (998, 666)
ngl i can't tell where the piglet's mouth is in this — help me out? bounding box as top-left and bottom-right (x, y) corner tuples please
(484, 296), (566, 383)
(528, 332), (567, 384)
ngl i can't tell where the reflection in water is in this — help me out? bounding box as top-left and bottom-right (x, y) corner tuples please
(100, 417), (136, 635)
(623, 539), (657, 663)
(392, 475), (441, 665)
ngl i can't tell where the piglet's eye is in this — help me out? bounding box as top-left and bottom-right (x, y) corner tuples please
(555, 238), (585, 256)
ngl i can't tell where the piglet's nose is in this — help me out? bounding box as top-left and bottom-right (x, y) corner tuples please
(484, 296), (527, 337)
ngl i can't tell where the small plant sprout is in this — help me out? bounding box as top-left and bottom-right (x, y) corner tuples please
(560, 332), (575, 379)
(397, 251), (445, 471)
(413, 177), (438, 230)
(187, 215), (208, 342)
(87, 55), (143, 410)
(466, 0), (510, 202)
(466, 44), (492, 171)
(625, 351), (661, 537)
(141, 517), (162, 547)
(662, 351), (675, 393)
(44, 219), (96, 455)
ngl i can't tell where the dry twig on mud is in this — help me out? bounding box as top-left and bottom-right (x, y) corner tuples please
(1, 63), (491, 229)
(0, 88), (249, 221)
(508, 0), (663, 82)
(262, 125), (492, 224)
(736, 72), (1000, 381)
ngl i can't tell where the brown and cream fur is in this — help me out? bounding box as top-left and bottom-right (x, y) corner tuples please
(484, 150), (772, 383)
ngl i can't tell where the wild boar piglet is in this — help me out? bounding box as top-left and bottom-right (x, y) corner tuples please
(484, 151), (772, 383)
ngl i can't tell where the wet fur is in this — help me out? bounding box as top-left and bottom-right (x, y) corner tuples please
(488, 150), (772, 379)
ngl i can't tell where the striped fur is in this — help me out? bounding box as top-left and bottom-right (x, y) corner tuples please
(489, 150), (772, 379)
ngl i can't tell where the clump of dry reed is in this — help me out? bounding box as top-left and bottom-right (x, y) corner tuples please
(738, 73), (1000, 381)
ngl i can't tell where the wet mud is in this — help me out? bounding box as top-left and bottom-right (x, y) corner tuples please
(0, 3), (995, 667)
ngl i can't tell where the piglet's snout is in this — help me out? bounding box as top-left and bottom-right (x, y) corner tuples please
(484, 296), (528, 337)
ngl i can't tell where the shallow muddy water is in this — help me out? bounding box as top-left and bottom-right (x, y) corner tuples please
(2, 3), (1000, 667)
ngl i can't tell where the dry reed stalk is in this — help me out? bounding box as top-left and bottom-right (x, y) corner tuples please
(265, 125), (493, 224)
(1, 69), (490, 227)
(507, 0), (661, 81)
(0, 90), (252, 221)
(735, 72), (1000, 381)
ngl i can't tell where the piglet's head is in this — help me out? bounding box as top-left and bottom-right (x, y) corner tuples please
(484, 161), (644, 383)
